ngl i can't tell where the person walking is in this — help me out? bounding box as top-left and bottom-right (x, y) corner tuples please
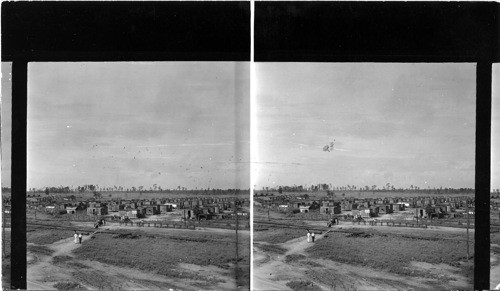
(311, 232), (315, 243)
(74, 232), (78, 244)
(78, 233), (82, 244)
(307, 231), (311, 243)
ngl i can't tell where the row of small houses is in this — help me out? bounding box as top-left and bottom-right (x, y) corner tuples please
(256, 195), (473, 209)
(86, 202), (247, 220)
(27, 196), (247, 210)
(29, 198), (247, 219)
(256, 196), (474, 218)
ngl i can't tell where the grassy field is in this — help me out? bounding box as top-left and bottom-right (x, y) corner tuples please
(73, 229), (250, 288)
(253, 227), (307, 244)
(27, 244), (54, 256)
(254, 243), (287, 255)
(307, 228), (473, 279)
(27, 225), (80, 245)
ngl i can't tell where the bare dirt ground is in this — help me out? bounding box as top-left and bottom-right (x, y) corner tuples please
(253, 223), (471, 291)
(27, 225), (244, 290)
(491, 243), (500, 290)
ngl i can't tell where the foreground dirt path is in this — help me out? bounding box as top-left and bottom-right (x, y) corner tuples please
(253, 224), (471, 290)
(27, 228), (240, 290)
(27, 230), (99, 290)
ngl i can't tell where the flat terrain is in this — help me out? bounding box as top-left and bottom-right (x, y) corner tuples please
(254, 221), (473, 290)
(26, 221), (249, 290)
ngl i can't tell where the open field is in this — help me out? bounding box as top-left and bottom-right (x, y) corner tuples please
(73, 229), (249, 277)
(254, 243), (287, 255)
(307, 228), (472, 278)
(254, 221), (473, 290)
(254, 227), (308, 244)
(26, 221), (250, 290)
(27, 225), (78, 245)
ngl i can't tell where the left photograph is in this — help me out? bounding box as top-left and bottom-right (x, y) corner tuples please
(23, 62), (250, 290)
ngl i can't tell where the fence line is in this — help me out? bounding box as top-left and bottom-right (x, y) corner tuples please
(119, 221), (196, 230)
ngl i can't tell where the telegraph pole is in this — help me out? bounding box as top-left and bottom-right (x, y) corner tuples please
(2, 212), (5, 258)
(466, 199), (470, 261)
(234, 205), (239, 286)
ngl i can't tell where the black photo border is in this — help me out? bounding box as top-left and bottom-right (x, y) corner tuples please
(2, 1), (499, 290)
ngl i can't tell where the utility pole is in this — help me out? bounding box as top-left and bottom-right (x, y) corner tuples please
(466, 199), (470, 261)
(234, 206), (239, 286)
(2, 212), (5, 258)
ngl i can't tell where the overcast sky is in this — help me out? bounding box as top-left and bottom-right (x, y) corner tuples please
(24, 62), (249, 190)
(2, 62), (498, 190)
(1, 62), (12, 189)
(254, 63), (477, 190)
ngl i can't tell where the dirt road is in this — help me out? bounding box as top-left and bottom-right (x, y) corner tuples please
(253, 224), (471, 290)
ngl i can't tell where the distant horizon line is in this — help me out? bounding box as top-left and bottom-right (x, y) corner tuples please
(0, 185), (482, 191)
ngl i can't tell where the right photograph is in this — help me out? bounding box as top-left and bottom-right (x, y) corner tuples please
(253, 63), (476, 290)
